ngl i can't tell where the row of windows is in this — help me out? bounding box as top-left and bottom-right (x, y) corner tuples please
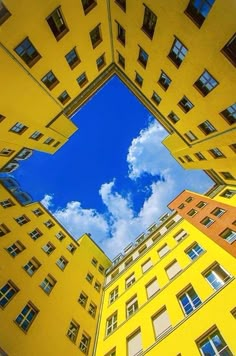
(67, 319), (91, 354)
(85, 272), (101, 292)
(105, 325), (234, 356)
(91, 257), (105, 274)
(106, 262), (232, 337)
(110, 241), (204, 306)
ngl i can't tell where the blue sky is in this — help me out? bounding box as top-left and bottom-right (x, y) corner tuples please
(13, 76), (213, 258)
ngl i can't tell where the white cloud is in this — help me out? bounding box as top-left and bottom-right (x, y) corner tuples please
(41, 194), (54, 209)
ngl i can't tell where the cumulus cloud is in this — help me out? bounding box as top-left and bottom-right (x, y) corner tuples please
(41, 194), (54, 209)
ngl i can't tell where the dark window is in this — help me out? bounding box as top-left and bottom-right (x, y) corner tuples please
(58, 91), (70, 105)
(65, 48), (80, 69)
(90, 25), (102, 48)
(209, 148), (225, 158)
(10, 122), (28, 134)
(115, 0), (126, 12)
(195, 152), (206, 161)
(135, 72), (143, 87)
(138, 47), (148, 68)
(220, 103), (236, 125)
(41, 71), (59, 90)
(0, 2), (11, 26)
(0, 114), (5, 123)
(118, 52), (125, 68)
(96, 54), (106, 70)
(178, 157), (185, 164)
(194, 70), (218, 96)
(220, 172), (235, 180)
(117, 23), (125, 45)
(77, 73), (88, 88)
(15, 38), (41, 68)
(158, 71), (172, 90)
(142, 5), (157, 39)
(185, 0), (215, 27)
(151, 91), (161, 106)
(44, 137), (54, 145)
(178, 96), (194, 113)
(222, 33), (236, 67)
(168, 38), (188, 67)
(198, 120), (216, 135)
(229, 143), (236, 153)
(185, 155), (193, 162)
(47, 7), (68, 41)
(0, 281), (19, 308)
(81, 0), (97, 14)
(168, 112), (180, 124)
(197, 328), (233, 355)
(30, 131), (43, 140)
(15, 302), (39, 331)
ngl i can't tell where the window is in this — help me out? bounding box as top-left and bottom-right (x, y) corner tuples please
(220, 228), (236, 244)
(15, 215), (30, 226)
(185, 196), (193, 203)
(40, 275), (56, 294)
(220, 171), (235, 180)
(109, 287), (118, 304)
(53, 141), (61, 148)
(56, 256), (68, 270)
(185, 0), (215, 27)
(141, 258), (153, 273)
(29, 229), (42, 240)
(220, 103), (236, 125)
(42, 242), (55, 255)
(88, 302), (97, 317)
(30, 131), (43, 140)
(44, 137), (54, 145)
(98, 265), (105, 274)
(142, 5), (157, 39)
(198, 120), (216, 135)
(10, 122), (28, 134)
(91, 257), (98, 266)
(200, 216), (214, 227)
(32, 208), (43, 216)
(165, 260), (181, 279)
(81, 0), (97, 14)
(47, 7), (68, 41)
(186, 243), (204, 260)
(94, 281), (101, 292)
(96, 54), (106, 70)
(135, 72), (143, 87)
(15, 302), (39, 331)
(158, 71), (172, 90)
(178, 203), (185, 209)
(41, 71), (59, 90)
(126, 295), (138, 318)
(56, 231), (66, 241)
(138, 244), (147, 255)
(115, 0), (126, 11)
(24, 257), (41, 276)
(211, 207), (225, 217)
(15, 38), (41, 67)
(0, 114), (5, 123)
(152, 307), (171, 338)
(78, 292), (88, 307)
(138, 46), (148, 68)
(0, 223), (10, 236)
(111, 269), (119, 280)
(168, 112), (180, 124)
(221, 189), (236, 198)
(196, 201), (207, 208)
(158, 244), (170, 258)
(0, 148), (14, 156)
(151, 91), (161, 105)
(185, 130), (198, 142)
(194, 70), (218, 96)
(44, 220), (54, 228)
(168, 38), (188, 67)
(204, 264), (230, 290)
(222, 33), (236, 67)
(7, 241), (25, 257)
(187, 209), (198, 217)
(125, 273), (135, 288)
(79, 333), (90, 354)
(195, 152), (206, 160)
(117, 22), (125, 45)
(178, 96), (194, 113)
(0, 199), (14, 208)
(105, 348), (116, 356)
(67, 320), (79, 342)
(77, 72), (88, 88)
(125, 257), (133, 267)
(0, 281), (19, 308)
(65, 48), (80, 69)
(178, 286), (201, 315)
(106, 313), (117, 335)
(208, 148), (225, 159)
(90, 24), (102, 48)
(173, 229), (188, 242)
(0, 2), (11, 25)
(184, 155), (193, 162)
(86, 273), (94, 283)
(229, 143), (236, 153)
(146, 278), (159, 298)
(58, 91), (70, 105)
(117, 52), (125, 68)
(67, 243), (76, 253)
(197, 328), (233, 356)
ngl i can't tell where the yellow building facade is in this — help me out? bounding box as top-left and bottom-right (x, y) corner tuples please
(0, 0), (235, 183)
